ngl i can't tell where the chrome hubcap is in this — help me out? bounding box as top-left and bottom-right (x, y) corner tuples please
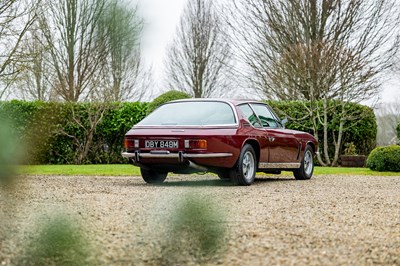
(304, 150), (313, 176)
(242, 151), (255, 181)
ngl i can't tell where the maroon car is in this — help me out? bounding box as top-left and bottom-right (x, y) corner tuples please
(122, 99), (318, 186)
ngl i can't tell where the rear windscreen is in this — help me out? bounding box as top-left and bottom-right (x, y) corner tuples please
(138, 101), (237, 126)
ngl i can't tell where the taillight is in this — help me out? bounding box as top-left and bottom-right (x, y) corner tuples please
(124, 139), (129, 149)
(184, 139), (207, 149)
(125, 139), (139, 149)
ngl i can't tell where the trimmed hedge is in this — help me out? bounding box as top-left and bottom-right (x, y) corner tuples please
(267, 100), (377, 156)
(367, 145), (400, 172)
(0, 101), (147, 164)
(146, 90), (192, 115)
(0, 99), (376, 165)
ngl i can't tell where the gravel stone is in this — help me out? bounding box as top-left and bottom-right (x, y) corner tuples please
(1, 174), (399, 265)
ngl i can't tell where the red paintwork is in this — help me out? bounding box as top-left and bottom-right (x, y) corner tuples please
(124, 99), (318, 173)
(125, 127), (242, 167)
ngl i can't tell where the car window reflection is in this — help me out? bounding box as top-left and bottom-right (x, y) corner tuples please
(239, 104), (262, 128)
(250, 104), (279, 128)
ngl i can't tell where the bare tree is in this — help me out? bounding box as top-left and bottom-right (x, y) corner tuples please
(96, 0), (146, 101)
(57, 102), (108, 164)
(32, 0), (117, 164)
(165, 0), (231, 98)
(37, 0), (108, 102)
(0, 0), (38, 99)
(11, 0), (145, 102)
(230, 0), (400, 166)
(12, 23), (54, 101)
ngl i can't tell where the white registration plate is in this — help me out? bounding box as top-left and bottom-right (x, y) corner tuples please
(145, 140), (179, 149)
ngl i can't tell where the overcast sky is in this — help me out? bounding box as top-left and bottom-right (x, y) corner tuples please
(139, 0), (186, 81)
(137, 0), (400, 104)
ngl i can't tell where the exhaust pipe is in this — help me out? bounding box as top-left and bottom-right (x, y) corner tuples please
(188, 161), (208, 172)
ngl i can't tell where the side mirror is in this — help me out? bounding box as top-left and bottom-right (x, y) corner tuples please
(281, 118), (288, 128)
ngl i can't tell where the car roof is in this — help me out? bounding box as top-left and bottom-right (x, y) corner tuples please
(168, 98), (265, 106)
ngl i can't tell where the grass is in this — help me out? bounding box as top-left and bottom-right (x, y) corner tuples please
(18, 164), (141, 176)
(313, 166), (399, 176)
(17, 164), (400, 176)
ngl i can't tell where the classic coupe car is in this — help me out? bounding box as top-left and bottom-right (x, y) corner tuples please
(122, 99), (318, 186)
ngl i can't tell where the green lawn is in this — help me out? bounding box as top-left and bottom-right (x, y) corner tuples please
(18, 164), (141, 176)
(17, 164), (399, 176)
(313, 167), (399, 176)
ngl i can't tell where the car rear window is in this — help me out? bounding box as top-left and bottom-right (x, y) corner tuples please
(138, 101), (237, 126)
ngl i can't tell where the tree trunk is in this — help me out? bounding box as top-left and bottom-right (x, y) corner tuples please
(332, 119), (344, 166)
(322, 99), (332, 166)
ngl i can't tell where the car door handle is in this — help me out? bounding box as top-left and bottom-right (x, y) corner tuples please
(268, 137), (275, 142)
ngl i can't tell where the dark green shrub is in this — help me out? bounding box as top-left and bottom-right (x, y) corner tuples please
(146, 90), (191, 115)
(397, 122), (400, 142)
(367, 145), (400, 172)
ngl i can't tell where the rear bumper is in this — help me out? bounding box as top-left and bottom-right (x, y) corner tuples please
(121, 151), (233, 161)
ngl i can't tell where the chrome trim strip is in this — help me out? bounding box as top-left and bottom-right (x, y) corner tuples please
(134, 124), (238, 128)
(122, 152), (233, 159)
(141, 154), (177, 159)
(258, 162), (301, 169)
(183, 153), (233, 158)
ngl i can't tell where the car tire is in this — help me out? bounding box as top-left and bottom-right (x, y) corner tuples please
(140, 168), (167, 184)
(293, 145), (314, 180)
(230, 144), (256, 186)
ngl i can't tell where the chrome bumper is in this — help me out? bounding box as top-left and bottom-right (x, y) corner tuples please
(121, 151), (233, 161)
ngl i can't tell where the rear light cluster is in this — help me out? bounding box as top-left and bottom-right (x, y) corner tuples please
(124, 139), (139, 149)
(184, 139), (207, 149)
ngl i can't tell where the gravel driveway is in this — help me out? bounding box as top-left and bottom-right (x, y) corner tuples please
(1, 174), (399, 265)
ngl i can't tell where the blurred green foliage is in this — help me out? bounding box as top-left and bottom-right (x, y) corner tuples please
(160, 195), (226, 264)
(22, 215), (93, 266)
(268, 100), (377, 156)
(0, 116), (20, 185)
(367, 145), (400, 172)
(397, 122), (400, 143)
(146, 90), (192, 115)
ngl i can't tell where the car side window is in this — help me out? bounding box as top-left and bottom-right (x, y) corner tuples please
(250, 104), (279, 128)
(239, 104), (262, 128)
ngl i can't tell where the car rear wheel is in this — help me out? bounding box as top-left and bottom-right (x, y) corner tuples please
(230, 144), (256, 186)
(140, 168), (167, 184)
(293, 145), (314, 180)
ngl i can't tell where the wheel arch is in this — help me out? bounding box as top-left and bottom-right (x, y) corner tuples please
(306, 141), (316, 154)
(243, 139), (260, 165)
